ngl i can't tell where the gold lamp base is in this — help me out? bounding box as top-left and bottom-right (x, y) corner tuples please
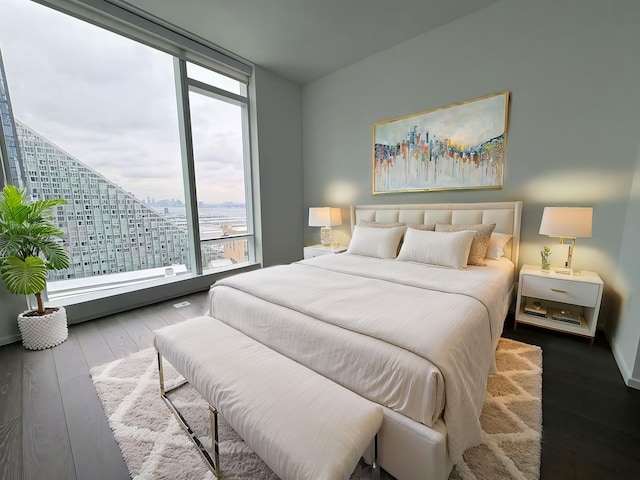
(556, 237), (576, 275)
(320, 226), (332, 247)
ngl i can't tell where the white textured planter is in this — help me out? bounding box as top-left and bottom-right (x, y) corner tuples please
(17, 306), (68, 350)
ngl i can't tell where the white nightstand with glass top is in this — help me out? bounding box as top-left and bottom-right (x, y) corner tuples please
(514, 264), (603, 345)
(303, 244), (347, 259)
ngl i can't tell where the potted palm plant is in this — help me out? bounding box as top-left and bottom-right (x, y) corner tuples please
(0, 185), (70, 350)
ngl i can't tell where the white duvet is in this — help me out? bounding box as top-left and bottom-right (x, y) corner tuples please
(207, 253), (514, 462)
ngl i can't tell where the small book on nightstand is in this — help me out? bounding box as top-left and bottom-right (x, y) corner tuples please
(552, 310), (582, 326)
(524, 301), (547, 317)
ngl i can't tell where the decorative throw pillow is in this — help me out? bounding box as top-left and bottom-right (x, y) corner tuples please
(486, 232), (513, 260)
(396, 228), (476, 269)
(435, 223), (496, 266)
(346, 225), (406, 259)
(407, 223), (436, 231)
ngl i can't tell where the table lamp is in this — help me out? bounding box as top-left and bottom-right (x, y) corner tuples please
(309, 207), (342, 247)
(539, 207), (592, 275)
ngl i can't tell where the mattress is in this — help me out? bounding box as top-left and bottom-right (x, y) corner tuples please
(207, 253), (514, 461)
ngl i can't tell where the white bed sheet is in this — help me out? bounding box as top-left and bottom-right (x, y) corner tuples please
(207, 254), (514, 461)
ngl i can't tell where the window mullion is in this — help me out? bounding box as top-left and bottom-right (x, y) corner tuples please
(187, 79), (248, 107)
(241, 105), (255, 241)
(173, 57), (202, 275)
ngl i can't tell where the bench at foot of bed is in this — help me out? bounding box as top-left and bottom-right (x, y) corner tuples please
(154, 315), (383, 480)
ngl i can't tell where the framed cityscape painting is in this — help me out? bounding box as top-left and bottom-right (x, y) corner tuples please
(372, 91), (510, 194)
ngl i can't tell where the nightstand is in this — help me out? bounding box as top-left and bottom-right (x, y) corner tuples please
(515, 264), (603, 345)
(303, 244), (347, 259)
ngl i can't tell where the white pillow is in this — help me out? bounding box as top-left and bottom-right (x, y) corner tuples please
(396, 228), (476, 269)
(346, 225), (406, 259)
(486, 232), (513, 260)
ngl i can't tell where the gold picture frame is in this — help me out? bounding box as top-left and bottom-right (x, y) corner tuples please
(372, 91), (510, 194)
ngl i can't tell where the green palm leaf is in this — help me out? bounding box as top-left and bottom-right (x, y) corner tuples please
(41, 242), (70, 270)
(1, 256), (48, 296)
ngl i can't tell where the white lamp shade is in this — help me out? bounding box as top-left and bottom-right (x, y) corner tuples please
(309, 207), (342, 227)
(539, 207), (593, 238)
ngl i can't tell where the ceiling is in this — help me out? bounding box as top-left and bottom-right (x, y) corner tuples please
(125, 0), (500, 84)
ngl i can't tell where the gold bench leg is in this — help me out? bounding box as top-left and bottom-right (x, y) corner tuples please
(209, 405), (220, 475)
(371, 434), (380, 480)
(157, 351), (220, 478)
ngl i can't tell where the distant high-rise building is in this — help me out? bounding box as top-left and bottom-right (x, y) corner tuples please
(14, 121), (191, 280)
(0, 50), (26, 189)
(1, 47), (193, 281)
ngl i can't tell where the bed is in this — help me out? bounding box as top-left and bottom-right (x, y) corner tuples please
(207, 201), (522, 480)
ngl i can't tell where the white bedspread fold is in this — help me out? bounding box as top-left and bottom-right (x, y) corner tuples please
(208, 254), (513, 462)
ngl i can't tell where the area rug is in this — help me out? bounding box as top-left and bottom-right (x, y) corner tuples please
(90, 338), (542, 480)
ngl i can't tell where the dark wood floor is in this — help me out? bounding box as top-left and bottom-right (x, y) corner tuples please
(503, 318), (640, 480)
(0, 292), (639, 480)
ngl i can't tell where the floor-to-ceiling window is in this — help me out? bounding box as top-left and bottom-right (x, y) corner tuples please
(186, 64), (253, 271)
(0, 0), (255, 301)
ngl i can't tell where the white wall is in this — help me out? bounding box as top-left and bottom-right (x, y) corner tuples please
(611, 141), (640, 388)
(253, 66), (304, 266)
(0, 279), (28, 342)
(302, 0), (640, 385)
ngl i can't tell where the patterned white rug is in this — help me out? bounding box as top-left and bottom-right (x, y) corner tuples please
(90, 338), (542, 480)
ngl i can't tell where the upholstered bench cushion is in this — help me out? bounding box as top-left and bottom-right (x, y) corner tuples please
(154, 316), (383, 480)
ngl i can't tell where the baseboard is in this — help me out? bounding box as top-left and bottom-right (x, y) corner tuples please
(0, 333), (21, 347)
(610, 339), (640, 390)
(628, 376), (640, 390)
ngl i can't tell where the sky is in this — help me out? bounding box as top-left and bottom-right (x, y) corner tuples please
(0, 0), (247, 204)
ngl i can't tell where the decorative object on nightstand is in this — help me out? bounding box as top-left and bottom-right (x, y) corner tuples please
(539, 206), (592, 275)
(308, 207), (342, 247)
(540, 245), (551, 272)
(303, 244), (347, 259)
(515, 264), (603, 345)
(524, 301), (547, 317)
(551, 309), (582, 325)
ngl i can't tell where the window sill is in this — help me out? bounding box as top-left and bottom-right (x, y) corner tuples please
(47, 262), (261, 324)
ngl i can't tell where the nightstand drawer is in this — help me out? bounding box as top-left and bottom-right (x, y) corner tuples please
(521, 275), (600, 307)
(304, 244), (347, 259)
(304, 249), (329, 259)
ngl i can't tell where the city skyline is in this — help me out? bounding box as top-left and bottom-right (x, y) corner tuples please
(8, 115), (191, 280)
(2, 112), (246, 281)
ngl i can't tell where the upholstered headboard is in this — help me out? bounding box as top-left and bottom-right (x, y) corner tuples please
(351, 201), (523, 266)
